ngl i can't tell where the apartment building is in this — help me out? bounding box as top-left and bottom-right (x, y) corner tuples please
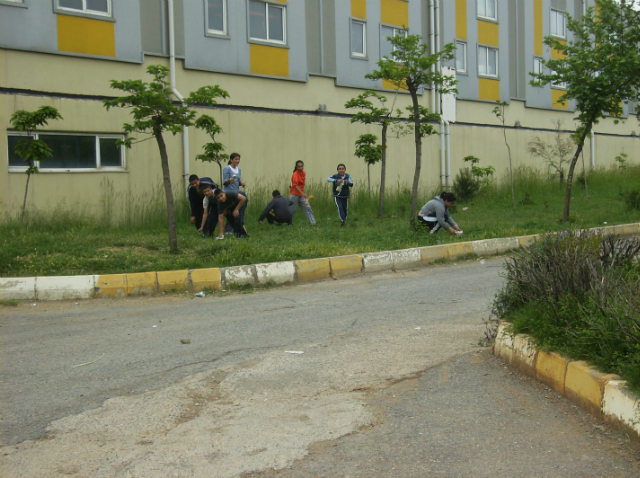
(1, 0), (637, 217)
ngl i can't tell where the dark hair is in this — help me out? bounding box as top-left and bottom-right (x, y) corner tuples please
(293, 160), (304, 172)
(188, 174), (199, 182)
(272, 190), (281, 197)
(440, 192), (456, 202)
(214, 189), (224, 197)
(337, 163), (346, 170)
(228, 152), (240, 165)
(200, 182), (214, 191)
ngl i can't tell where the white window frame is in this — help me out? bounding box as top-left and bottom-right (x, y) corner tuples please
(550, 9), (566, 39)
(248, 0), (287, 46)
(0, 0), (26, 6)
(477, 0), (497, 21)
(455, 40), (467, 74)
(55, 0), (112, 18)
(380, 25), (408, 61)
(350, 19), (367, 59)
(551, 70), (567, 90)
(7, 132), (126, 173)
(532, 56), (543, 86)
(477, 45), (498, 78)
(205, 0), (228, 37)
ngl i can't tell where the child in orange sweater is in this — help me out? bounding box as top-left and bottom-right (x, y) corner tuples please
(289, 160), (316, 225)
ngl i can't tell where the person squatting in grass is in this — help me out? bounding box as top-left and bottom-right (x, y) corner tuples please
(289, 160), (316, 225)
(418, 192), (463, 235)
(189, 175), (218, 231)
(327, 163), (354, 226)
(222, 152), (245, 234)
(214, 189), (249, 239)
(258, 190), (293, 226)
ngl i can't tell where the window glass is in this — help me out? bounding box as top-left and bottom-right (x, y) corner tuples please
(86, 0), (108, 13)
(40, 135), (96, 169)
(267, 5), (284, 42)
(7, 136), (25, 167)
(478, 46), (497, 77)
(477, 0), (496, 20)
(486, 0), (495, 19)
(551, 10), (565, 37)
(478, 47), (487, 75)
(352, 21), (365, 56)
(381, 26), (394, 59)
(207, 0), (225, 33)
(533, 57), (543, 76)
(249, 0), (267, 40)
(455, 41), (466, 72)
(488, 48), (497, 76)
(99, 138), (121, 167)
(59, 0), (83, 10)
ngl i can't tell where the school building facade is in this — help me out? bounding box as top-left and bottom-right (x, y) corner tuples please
(1, 0), (638, 218)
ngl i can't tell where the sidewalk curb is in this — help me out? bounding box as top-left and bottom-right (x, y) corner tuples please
(494, 323), (640, 440)
(1, 223), (639, 301)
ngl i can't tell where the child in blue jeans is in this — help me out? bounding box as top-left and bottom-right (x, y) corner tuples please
(327, 164), (354, 225)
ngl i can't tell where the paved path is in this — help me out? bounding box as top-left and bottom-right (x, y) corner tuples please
(1, 258), (638, 477)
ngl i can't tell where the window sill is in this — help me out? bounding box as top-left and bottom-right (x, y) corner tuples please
(54, 9), (114, 22)
(248, 38), (288, 49)
(350, 54), (368, 61)
(477, 16), (498, 24)
(205, 31), (230, 40)
(478, 74), (500, 80)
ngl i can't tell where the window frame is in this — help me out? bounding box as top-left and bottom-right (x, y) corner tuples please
(0, 0), (27, 8)
(379, 24), (408, 61)
(205, 0), (229, 38)
(247, 0), (287, 46)
(477, 44), (499, 78)
(54, 0), (112, 19)
(350, 18), (367, 59)
(455, 40), (467, 74)
(532, 56), (543, 86)
(550, 9), (566, 39)
(7, 132), (126, 173)
(476, 0), (497, 22)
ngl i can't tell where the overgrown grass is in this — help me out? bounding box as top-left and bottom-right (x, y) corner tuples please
(1, 166), (640, 277)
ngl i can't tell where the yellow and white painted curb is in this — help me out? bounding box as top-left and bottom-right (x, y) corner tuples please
(494, 323), (640, 440)
(1, 222), (638, 302)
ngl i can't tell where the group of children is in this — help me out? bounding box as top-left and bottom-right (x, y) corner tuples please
(188, 154), (462, 239)
(188, 156), (355, 239)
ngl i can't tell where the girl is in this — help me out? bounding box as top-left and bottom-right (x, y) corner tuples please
(327, 163), (354, 225)
(418, 192), (463, 235)
(289, 160), (316, 225)
(222, 153), (245, 233)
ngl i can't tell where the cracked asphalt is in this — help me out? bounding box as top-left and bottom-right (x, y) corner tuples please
(1, 258), (639, 477)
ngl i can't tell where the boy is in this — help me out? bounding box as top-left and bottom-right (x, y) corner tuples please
(258, 190), (293, 226)
(188, 174), (204, 230)
(327, 163), (354, 225)
(214, 189), (248, 239)
(197, 181), (220, 237)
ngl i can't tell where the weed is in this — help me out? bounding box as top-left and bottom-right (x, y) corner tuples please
(0, 300), (19, 307)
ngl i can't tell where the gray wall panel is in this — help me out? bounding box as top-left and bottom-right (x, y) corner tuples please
(306, 0), (322, 74)
(287, 0), (308, 81)
(113, 1), (143, 62)
(140, 0), (164, 55)
(0, 2), (59, 54)
(322, 0), (336, 76)
(498, 0), (510, 102)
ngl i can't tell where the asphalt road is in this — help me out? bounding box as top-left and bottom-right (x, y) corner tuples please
(1, 258), (638, 477)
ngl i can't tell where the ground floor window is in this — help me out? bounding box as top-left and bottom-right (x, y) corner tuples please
(7, 133), (125, 171)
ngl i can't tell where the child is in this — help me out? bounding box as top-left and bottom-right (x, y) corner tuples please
(214, 189), (249, 239)
(258, 190), (293, 226)
(418, 192), (463, 235)
(222, 153), (244, 234)
(197, 181), (220, 237)
(188, 175), (218, 231)
(327, 163), (354, 225)
(289, 160), (316, 225)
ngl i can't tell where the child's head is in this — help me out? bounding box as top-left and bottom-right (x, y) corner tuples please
(294, 160), (304, 172)
(201, 183), (214, 197)
(189, 174), (200, 188)
(272, 190), (281, 197)
(440, 191), (456, 207)
(229, 153), (241, 166)
(214, 189), (226, 201)
(337, 164), (346, 175)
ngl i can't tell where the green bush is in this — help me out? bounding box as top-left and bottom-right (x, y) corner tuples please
(452, 167), (480, 202)
(620, 189), (640, 210)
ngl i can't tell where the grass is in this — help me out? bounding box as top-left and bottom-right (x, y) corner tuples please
(1, 165), (640, 277)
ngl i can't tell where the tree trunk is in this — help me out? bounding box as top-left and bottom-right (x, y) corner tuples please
(410, 90), (421, 220)
(379, 122), (388, 219)
(155, 129), (179, 251)
(367, 164), (371, 197)
(502, 125), (515, 207)
(218, 163), (223, 188)
(581, 149), (589, 199)
(21, 172), (31, 224)
(562, 120), (593, 223)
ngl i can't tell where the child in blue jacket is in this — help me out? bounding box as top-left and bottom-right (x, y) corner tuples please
(327, 164), (354, 225)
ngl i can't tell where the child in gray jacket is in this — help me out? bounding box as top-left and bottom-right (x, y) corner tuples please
(418, 192), (463, 235)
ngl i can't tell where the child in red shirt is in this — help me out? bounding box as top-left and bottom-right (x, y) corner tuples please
(289, 160), (316, 225)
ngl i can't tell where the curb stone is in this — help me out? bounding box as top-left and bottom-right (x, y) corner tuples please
(1, 222), (638, 302)
(494, 322), (640, 440)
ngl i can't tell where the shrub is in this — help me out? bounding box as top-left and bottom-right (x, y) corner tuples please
(620, 189), (640, 210)
(452, 167), (480, 202)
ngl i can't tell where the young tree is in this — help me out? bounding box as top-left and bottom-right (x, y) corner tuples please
(492, 101), (515, 207)
(104, 65), (229, 250)
(194, 115), (228, 186)
(353, 134), (382, 196)
(527, 120), (575, 184)
(366, 33), (456, 220)
(531, 0), (640, 222)
(345, 91), (394, 217)
(10, 106), (63, 223)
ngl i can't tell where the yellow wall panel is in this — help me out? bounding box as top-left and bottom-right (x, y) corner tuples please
(479, 78), (500, 102)
(477, 20), (499, 46)
(381, 0), (409, 27)
(57, 14), (115, 57)
(250, 44), (289, 77)
(456, 0), (467, 40)
(552, 89), (568, 109)
(351, 0), (367, 19)
(534, 0), (543, 56)
(551, 40), (566, 59)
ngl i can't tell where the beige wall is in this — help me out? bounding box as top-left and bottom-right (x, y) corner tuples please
(2, 50), (639, 218)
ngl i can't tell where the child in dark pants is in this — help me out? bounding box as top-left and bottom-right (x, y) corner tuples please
(327, 164), (354, 225)
(258, 190), (293, 226)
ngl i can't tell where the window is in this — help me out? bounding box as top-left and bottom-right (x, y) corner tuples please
(478, 45), (498, 77)
(380, 26), (408, 60)
(551, 70), (567, 89)
(550, 9), (566, 38)
(351, 20), (366, 58)
(477, 0), (497, 21)
(57, 0), (111, 17)
(455, 41), (467, 73)
(7, 133), (125, 171)
(248, 0), (286, 44)
(207, 0), (227, 35)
